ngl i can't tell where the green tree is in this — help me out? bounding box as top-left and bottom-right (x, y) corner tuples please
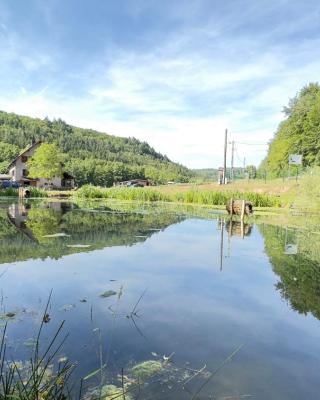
(0, 142), (20, 172)
(245, 165), (257, 179)
(27, 143), (65, 179)
(260, 82), (320, 176)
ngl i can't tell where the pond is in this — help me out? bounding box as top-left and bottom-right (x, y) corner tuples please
(0, 199), (319, 399)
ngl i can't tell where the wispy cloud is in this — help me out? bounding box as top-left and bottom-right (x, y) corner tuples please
(0, 0), (319, 168)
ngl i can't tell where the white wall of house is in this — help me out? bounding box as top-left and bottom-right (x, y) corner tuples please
(9, 142), (74, 189)
(37, 177), (62, 188)
(9, 143), (41, 182)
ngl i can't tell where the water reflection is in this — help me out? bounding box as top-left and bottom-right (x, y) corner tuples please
(260, 224), (320, 320)
(0, 200), (185, 264)
(0, 201), (320, 399)
(217, 218), (253, 270)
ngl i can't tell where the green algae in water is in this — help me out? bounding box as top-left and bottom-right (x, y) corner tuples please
(131, 360), (163, 380)
(100, 290), (117, 298)
(101, 384), (132, 400)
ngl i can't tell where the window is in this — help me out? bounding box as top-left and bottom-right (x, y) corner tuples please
(21, 155), (28, 163)
(23, 169), (28, 177)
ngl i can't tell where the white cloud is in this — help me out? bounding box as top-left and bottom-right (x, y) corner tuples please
(1, 2), (320, 169)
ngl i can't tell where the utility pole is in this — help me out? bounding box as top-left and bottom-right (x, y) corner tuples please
(223, 129), (228, 184)
(243, 157), (246, 178)
(230, 140), (235, 182)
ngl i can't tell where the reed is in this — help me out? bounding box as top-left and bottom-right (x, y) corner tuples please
(75, 185), (282, 207)
(0, 187), (47, 198)
(0, 295), (74, 399)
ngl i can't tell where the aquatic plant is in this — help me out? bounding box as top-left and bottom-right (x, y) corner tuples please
(0, 187), (47, 198)
(75, 185), (282, 207)
(131, 360), (163, 380)
(0, 296), (74, 400)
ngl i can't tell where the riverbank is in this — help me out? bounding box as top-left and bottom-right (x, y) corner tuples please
(1, 169), (318, 212)
(73, 185), (283, 207)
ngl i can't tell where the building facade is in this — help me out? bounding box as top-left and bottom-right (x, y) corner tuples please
(8, 142), (75, 189)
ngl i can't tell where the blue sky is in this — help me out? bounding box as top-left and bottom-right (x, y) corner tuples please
(0, 0), (319, 168)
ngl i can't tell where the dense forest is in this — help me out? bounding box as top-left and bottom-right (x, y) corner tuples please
(260, 83), (320, 176)
(0, 111), (192, 185)
(0, 202), (184, 263)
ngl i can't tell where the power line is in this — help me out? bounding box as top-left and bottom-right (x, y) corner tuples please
(235, 141), (268, 146)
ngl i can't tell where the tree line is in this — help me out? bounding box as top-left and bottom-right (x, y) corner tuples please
(0, 111), (192, 185)
(259, 83), (320, 176)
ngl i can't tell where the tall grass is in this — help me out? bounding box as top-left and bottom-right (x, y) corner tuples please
(294, 167), (320, 211)
(0, 295), (74, 399)
(75, 185), (282, 207)
(0, 187), (47, 198)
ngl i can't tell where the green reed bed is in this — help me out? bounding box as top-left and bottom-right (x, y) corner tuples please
(75, 185), (282, 207)
(0, 187), (48, 198)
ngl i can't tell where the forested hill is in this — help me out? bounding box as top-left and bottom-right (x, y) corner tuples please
(260, 83), (320, 176)
(0, 111), (192, 185)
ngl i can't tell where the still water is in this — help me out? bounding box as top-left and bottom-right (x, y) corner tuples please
(0, 200), (319, 399)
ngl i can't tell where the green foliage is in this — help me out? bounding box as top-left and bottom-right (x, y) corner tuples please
(0, 141), (20, 163)
(0, 187), (47, 198)
(27, 143), (65, 179)
(261, 83), (320, 175)
(245, 165), (257, 179)
(294, 167), (320, 211)
(75, 185), (282, 207)
(192, 167), (245, 182)
(0, 111), (192, 185)
(0, 141), (20, 173)
(76, 185), (170, 202)
(0, 201), (184, 263)
(0, 187), (19, 196)
(261, 224), (320, 320)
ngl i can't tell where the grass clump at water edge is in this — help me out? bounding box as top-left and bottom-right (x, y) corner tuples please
(75, 184), (282, 207)
(0, 187), (48, 198)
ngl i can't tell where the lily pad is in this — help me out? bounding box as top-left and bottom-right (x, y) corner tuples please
(100, 290), (117, 298)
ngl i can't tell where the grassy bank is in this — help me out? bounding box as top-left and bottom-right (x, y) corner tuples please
(75, 185), (282, 207)
(0, 187), (48, 197)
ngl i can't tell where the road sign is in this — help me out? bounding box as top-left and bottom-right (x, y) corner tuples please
(289, 154), (302, 165)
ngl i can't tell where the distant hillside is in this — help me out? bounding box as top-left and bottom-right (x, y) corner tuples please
(0, 111), (192, 185)
(260, 83), (320, 175)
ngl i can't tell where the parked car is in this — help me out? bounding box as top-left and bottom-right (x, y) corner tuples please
(0, 180), (21, 189)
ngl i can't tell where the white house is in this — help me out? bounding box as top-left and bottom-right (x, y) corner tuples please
(8, 141), (75, 189)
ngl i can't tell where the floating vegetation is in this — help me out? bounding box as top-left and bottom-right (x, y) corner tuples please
(100, 290), (117, 298)
(60, 304), (76, 312)
(42, 232), (71, 238)
(102, 384), (133, 400)
(67, 244), (91, 248)
(131, 360), (163, 380)
(23, 338), (37, 348)
(42, 313), (51, 323)
(0, 310), (20, 321)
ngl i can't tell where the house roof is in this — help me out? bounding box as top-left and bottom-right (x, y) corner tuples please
(8, 141), (42, 169)
(0, 174), (11, 180)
